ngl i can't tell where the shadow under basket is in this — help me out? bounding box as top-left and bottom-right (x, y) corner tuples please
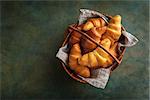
(60, 23), (126, 83)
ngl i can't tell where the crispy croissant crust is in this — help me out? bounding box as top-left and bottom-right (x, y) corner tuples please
(78, 50), (107, 69)
(81, 26), (107, 53)
(102, 15), (121, 44)
(109, 42), (118, 59)
(69, 43), (90, 77)
(69, 31), (81, 45)
(102, 42), (119, 67)
(78, 38), (112, 68)
(83, 18), (106, 31)
(69, 25), (83, 45)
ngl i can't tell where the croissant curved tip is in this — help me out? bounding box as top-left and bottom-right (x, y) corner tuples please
(113, 15), (121, 21)
(80, 69), (91, 77)
(115, 15), (121, 17)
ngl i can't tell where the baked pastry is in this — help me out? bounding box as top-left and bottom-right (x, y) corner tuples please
(68, 15), (122, 77)
(78, 38), (112, 68)
(83, 18), (106, 31)
(102, 15), (122, 45)
(96, 41), (118, 67)
(69, 31), (81, 45)
(81, 26), (107, 53)
(69, 43), (90, 77)
(69, 25), (83, 46)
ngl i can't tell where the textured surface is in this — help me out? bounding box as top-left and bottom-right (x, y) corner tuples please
(1, 1), (149, 100)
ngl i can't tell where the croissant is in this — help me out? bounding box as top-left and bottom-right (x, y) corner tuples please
(83, 18), (106, 31)
(69, 25), (83, 46)
(81, 26), (107, 53)
(102, 15), (122, 45)
(69, 43), (90, 77)
(96, 39), (120, 67)
(109, 42), (118, 59)
(78, 38), (111, 68)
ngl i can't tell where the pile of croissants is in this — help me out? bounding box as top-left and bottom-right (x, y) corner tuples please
(68, 15), (122, 78)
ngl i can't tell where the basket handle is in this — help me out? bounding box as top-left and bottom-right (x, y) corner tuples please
(69, 25), (121, 64)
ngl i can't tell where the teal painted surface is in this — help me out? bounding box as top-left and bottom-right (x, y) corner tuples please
(1, 1), (149, 100)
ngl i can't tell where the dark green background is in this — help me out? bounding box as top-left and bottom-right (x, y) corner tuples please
(1, 1), (149, 100)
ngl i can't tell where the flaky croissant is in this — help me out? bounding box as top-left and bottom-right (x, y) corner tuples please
(78, 38), (112, 68)
(81, 26), (107, 53)
(69, 25), (83, 46)
(96, 42), (118, 68)
(68, 15), (121, 77)
(83, 18), (106, 31)
(69, 43), (90, 77)
(102, 15), (122, 45)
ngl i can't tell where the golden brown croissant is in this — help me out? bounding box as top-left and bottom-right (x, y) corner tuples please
(69, 31), (81, 45)
(81, 26), (107, 53)
(109, 42), (118, 60)
(69, 43), (90, 77)
(69, 25), (83, 46)
(68, 15), (121, 77)
(78, 38), (111, 69)
(83, 18), (106, 31)
(102, 15), (122, 45)
(78, 50), (107, 69)
(97, 42), (119, 67)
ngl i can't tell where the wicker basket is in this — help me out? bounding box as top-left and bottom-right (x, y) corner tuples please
(60, 16), (126, 83)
